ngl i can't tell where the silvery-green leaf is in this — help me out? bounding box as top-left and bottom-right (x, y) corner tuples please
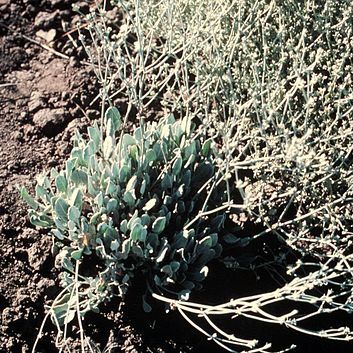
(131, 223), (142, 242)
(143, 198), (157, 211)
(140, 179), (147, 196)
(127, 210), (138, 230)
(181, 116), (191, 135)
(167, 114), (175, 124)
(105, 180), (116, 195)
(65, 159), (74, 179)
(175, 201), (185, 214)
(161, 173), (172, 190)
(163, 195), (172, 206)
(201, 139), (212, 157)
(30, 214), (53, 228)
(184, 153), (195, 169)
(103, 136), (114, 159)
(145, 149), (157, 164)
(126, 175), (137, 191)
(55, 198), (69, 221)
(19, 187), (39, 210)
(121, 239), (130, 259)
(70, 188), (82, 208)
(105, 106), (121, 136)
(35, 185), (50, 204)
(55, 175), (67, 193)
(172, 157), (183, 176)
(94, 192), (104, 208)
(176, 184), (184, 198)
(156, 245), (169, 263)
(52, 229), (64, 240)
(129, 145), (139, 160)
(51, 294), (75, 326)
(71, 248), (83, 260)
(71, 170), (88, 186)
(36, 174), (51, 189)
(119, 165), (130, 183)
(88, 123), (100, 150)
(132, 245), (144, 257)
(199, 236), (213, 248)
(50, 167), (59, 179)
(107, 198), (118, 213)
(224, 234), (250, 247)
(134, 126), (142, 141)
(84, 141), (96, 162)
(161, 264), (173, 277)
(54, 217), (67, 231)
(122, 274), (129, 284)
(80, 218), (89, 233)
(122, 134), (136, 147)
(120, 219), (128, 233)
(90, 212), (101, 224)
(68, 220), (76, 231)
(123, 191), (135, 207)
(68, 206), (80, 222)
(170, 261), (180, 272)
(110, 239), (120, 251)
(182, 170), (191, 187)
(152, 216), (166, 234)
(141, 214), (150, 227)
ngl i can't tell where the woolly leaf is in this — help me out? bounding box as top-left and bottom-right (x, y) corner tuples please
(19, 187), (39, 210)
(55, 198), (69, 221)
(143, 198), (157, 211)
(55, 175), (67, 193)
(152, 216), (167, 234)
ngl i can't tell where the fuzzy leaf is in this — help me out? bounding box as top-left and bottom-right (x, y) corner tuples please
(71, 248), (83, 260)
(131, 223), (147, 242)
(88, 124), (100, 150)
(105, 106), (121, 136)
(161, 173), (173, 190)
(152, 216), (167, 234)
(126, 175), (137, 191)
(55, 175), (67, 193)
(201, 139), (212, 157)
(103, 136), (114, 159)
(19, 187), (39, 210)
(71, 170), (88, 186)
(122, 134), (136, 147)
(106, 198), (118, 213)
(172, 157), (183, 176)
(68, 206), (80, 222)
(145, 149), (157, 164)
(55, 198), (69, 221)
(52, 229), (64, 240)
(143, 198), (157, 211)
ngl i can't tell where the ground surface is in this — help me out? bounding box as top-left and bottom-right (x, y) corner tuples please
(1, 1), (353, 353)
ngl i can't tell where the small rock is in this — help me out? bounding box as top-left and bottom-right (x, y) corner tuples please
(36, 29), (56, 43)
(27, 244), (48, 270)
(34, 11), (58, 28)
(32, 108), (67, 137)
(28, 92), (45, 113)
(12, 130), (23, 141)
(1, 307), (16, 327)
